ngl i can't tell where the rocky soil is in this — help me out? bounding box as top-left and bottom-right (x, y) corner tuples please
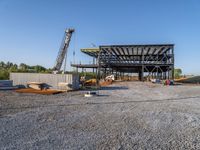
(1, 82), (200, 149)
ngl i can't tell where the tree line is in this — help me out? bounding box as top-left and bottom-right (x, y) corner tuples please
(0, 61), (183, 80)
(0, 61), (52, 80)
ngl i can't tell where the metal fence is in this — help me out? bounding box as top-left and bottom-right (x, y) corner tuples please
(10, 73), (79, 90)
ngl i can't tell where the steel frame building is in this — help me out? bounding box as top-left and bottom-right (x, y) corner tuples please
(72, 44), (174, 81)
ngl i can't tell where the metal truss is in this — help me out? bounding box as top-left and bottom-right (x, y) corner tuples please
(97, 44), (174, 81)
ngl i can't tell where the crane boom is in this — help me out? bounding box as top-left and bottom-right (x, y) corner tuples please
(53, 28), (74, 71)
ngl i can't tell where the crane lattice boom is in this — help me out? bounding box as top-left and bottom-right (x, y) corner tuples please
(53, 28), (74, 71)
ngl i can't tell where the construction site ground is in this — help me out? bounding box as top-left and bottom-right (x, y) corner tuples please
(1, 81), (200, 149)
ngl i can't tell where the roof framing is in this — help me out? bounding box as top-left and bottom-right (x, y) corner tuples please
(72, 44), (175, 80)
(99, 44), (174, 66)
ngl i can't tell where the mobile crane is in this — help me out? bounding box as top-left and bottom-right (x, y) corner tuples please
(53, 28), (74, 73)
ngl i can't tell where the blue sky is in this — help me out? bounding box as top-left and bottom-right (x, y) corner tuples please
(0, 0), (200, 74)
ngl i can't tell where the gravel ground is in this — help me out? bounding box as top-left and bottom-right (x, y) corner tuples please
(1, 81), (200, 149)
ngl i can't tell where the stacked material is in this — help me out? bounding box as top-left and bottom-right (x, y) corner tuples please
(84, 79), (97, 86)
(120, 76), (139, 81)
(58, 82), (73, 91)
(27, 82), (46, 90)
(16, 82), (64, 94)
(0, 80), (17, 90)
(151, 79), (161, 83)
(99, 79), (112, 86)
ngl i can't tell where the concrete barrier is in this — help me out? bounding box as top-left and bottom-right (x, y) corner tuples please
(0, 80), (13, 87)
(10, 73), (79, 90)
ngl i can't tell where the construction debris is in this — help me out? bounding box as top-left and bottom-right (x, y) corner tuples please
(83, 77), (113, 87)
(105, 75), (115, 81)
(150, 79), (161, 84)
(163, 79), (174, 85)
(150, 79), (174, 85)
(84, 91), (98, 97)
(99, 79), (113, 86)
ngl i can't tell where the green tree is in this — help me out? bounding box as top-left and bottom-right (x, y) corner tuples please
(0, 61), (50, 79)
(0, 61), (5, 68)
(6, 61), (13, 68)
(33, 65), (46, 72)
(0, 69), (9, 80)
(19, 63), (28, 71)
(174, 68), (182, 79)
(9, 64), (18, 72)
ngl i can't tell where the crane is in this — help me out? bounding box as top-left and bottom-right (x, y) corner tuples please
(53, 28), (74, 72)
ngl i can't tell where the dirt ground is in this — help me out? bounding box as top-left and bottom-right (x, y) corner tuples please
(1, 81), (200, 149)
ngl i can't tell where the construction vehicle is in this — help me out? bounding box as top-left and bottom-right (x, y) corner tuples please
(53, 28), (74, 73)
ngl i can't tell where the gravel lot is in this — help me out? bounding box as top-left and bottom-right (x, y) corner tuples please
(1, 81), (200, 149)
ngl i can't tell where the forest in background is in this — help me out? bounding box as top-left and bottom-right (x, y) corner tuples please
(0, 61), (52, 80)
(0, 61), (182, 80)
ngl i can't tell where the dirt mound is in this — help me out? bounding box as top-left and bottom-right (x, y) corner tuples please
(176, 76), (200, 84)
(15, 88), (63, 95)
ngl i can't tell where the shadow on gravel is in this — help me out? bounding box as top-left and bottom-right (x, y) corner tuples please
(97, 94), (109, 97)
(100, 86), (128, 90)
(1, 96), (200, 113)
(173, 83), (183, 86)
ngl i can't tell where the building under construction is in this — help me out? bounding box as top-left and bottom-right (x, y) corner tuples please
(72, 44), (174, 81)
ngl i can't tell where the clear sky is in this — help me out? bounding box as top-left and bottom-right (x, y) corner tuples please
(0, 0), (200, 74)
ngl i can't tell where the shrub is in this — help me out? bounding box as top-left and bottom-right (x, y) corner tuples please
(0, 70), (9, 80)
